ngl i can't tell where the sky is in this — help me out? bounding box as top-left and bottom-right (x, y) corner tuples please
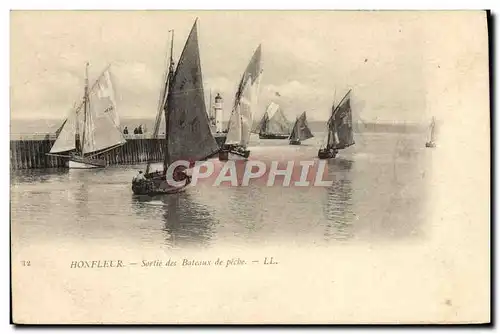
(10, 10), (488, 124)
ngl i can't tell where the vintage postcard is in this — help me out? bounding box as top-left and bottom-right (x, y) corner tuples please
(9, 10), (490, 324)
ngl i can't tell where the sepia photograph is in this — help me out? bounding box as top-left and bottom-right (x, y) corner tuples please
(9, 9), (491, 324)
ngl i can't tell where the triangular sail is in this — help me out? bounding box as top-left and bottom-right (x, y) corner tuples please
(253, 112), (268, 134)
(260, 102), (290, 135)
(324, 103), (336, 148)
(225, 105), (242, 145)
(298, 112), (314, 140)
(227, 45), (263, 147)
(289, 112), (314, 141)
(164, 19), (219, 167)
(239, 77), (255, 146)
(331, 91), (354, 149)
(50, 108), (77, 153)
(429, 117), (436, 143)
(96, 69), (120, 128)
(82, 70), (127, 155)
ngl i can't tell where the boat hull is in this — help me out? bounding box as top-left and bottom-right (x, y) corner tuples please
(67, 157), (106, 169)
(425, 141), (436, 148)
(289, 139), (301, 145)
(318, 148), (337, 159)
(131, 171), (191, 195)
(219, 146), (250, 161)
(213, 132), (227, 147)
(259, 134), (289, 139)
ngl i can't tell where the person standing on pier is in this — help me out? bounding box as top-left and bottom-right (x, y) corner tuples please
(123, 126), (129, 134)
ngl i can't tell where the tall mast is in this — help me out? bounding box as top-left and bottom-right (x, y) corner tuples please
(327, 89), (337, 149)
(145, 30), (173, 175)
(81, 62), (90, 156)
(163, 29), (175, 173)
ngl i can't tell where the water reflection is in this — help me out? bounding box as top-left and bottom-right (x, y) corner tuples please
(132, 192), (216, 249)
(226, 184), (264, 234)
(11, 133), (428, 248)
(322, 158), (355, 241)
(10, 168), (68, 185)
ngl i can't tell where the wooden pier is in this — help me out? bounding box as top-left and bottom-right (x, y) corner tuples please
(10, 133), (226, 170)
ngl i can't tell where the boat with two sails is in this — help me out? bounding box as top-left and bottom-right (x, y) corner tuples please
(131, 19), (220, 196)
(47, 63), (126, 169)
(318, 89), (355, 159)
(219, 45), (263, 161)
(288, 111), (314, 145)
(254, 102), (291, 139)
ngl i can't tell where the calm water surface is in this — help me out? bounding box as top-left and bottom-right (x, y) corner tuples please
(11, 132), (431, 251)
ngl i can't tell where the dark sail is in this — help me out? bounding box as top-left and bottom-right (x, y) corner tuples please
(332, 91), (354, 149)
(290, 112), (314, 141)
(164, 19), (219, 167)
(254, 112), (268, 134)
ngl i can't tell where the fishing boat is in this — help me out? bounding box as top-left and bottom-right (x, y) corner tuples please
(255, 102), (291, 139)
(288, 111), (314, 145)
(318, 89), (355, 159)
(131, 19), (220, 195)
(47, 63), (126, 169)
(219, 45), (263, 161)
(425, 117), (437, 148)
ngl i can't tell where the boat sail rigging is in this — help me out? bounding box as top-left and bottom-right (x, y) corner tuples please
(318, 89), (355, 159)
(132, 18), (219, 195)
(145, 29), (174, 175)
(220, 44), (263, 160)
(255, 102), (291, 139)
(48, 63), (126, 168)
(425, 117), (436, 148)
(289, 111), (314, 145)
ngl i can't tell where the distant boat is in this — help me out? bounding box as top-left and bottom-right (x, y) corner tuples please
(47, 63), (126, 169)
(219, 45), (263, 161)
(255, 102), (291, 139)
(131, 19), (220, 195)
(288, 111), (314, 145)
(318, 89), (355, 159)
(425, 117), (436, 148)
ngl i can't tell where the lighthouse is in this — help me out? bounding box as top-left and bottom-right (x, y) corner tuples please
(214, 93), (223, 133)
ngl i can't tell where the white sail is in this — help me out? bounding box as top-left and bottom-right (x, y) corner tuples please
(239, 77), (254, 146)
(225, 45), (263, 147)
(266, 102), (280, 119)
(225, 106), (242, 145)
(49, 108), (77, 153)
(96, 69), (120, 128)
(82, 72), (127, 155)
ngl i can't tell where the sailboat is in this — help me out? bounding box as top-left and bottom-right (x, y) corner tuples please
(219, 45), (263, 161)
(318, 89), (355, 159)
(425, 117), (436, 148)
(131, 19), (220, 195)
(47, 63), (126, 169)
(255, 102), (291, 139)
(288, 111), (314, 145)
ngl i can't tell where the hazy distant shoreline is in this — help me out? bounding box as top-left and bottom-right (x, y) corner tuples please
(10, 117), (427, 136)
